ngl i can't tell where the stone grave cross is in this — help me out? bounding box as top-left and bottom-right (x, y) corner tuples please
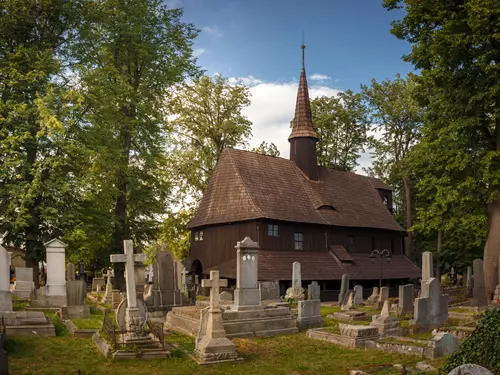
(110, 240), (146, 312)
(202, 270), (228, 310)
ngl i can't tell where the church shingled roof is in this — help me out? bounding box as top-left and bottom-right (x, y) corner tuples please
(187, 148), (405, 232)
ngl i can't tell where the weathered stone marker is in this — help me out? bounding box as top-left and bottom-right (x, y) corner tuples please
(110, 240), (147, 340)
(0, 245), (12, 312)
(298, 281), (322, 329)
(376, 286), (389, 309)
(366, 287), (379, 305)
(472, 259), (487, 308)
(259, 281), (280, 301)
(194, 270), (238, 364)
(286, 262), (305, 300)
(421, 251), (434, 282)
(353, 285), (363, 305)
(233, 237), (261, 309)
(338, 274), (349, 305)
(66, 262), (75, 281)
(102, 268), (114, 304)
(398, 284), (414, 315)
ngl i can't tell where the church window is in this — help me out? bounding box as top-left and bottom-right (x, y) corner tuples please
(194, 231), (204, 241)
(294, 232), (303, 250)
(195, 232), (199, 241)
(199, 231), (204, 241)
(268, 224), (279, 237)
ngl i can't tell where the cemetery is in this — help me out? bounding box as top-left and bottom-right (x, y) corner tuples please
(1, 1), (500, 375)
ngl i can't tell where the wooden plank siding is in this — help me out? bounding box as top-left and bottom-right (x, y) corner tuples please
(190, 219), (404, 273)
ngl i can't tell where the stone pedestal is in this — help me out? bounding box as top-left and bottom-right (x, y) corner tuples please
(60, 280), (90, 319)
(44, 239), (67, 297)
(66, 263), (75, 281)
(413, 278), (448, 330)
(232, 238), (260, 310)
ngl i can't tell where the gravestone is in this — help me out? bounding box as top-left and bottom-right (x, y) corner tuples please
(308, 281), (320, 300)
(110, 240), (148, 342)
(0, 245), (12, 312)
(259, 281), (280, 301)
(29, 239), (67, 307)
(298, 299), (322, 329)
(134, 256), (146, 301)
(353, 285), (363, 305)
(466, 266), (473, 298)
(338, 274), (349, 305)
(432, 332), (459, 357)
(78, 261), (85, 281)
(472, 259), (487, 308)
(144, 249), (182, 312)
(92, 277), (105, 292)
(145, 264), (154, 284)
(60, 280), (90, 319)
(448, 364), (493, 375)
(376, 286), (389, 309)
(233, 237), (261, 309)
(371, 300), (402, 337)
(413, 272), (448, 330)
(366, 287), (379, 305)
(66, 262), (75, 281)
(194, 270), (238, 364)
(341, 291), (355, 311)
(220, 291), (233, 302)
(422, 251), (434, 282)
(285, 262), (304, 300)
(102, 268), (114, 304)
(12, 267), (34, 299)
(398, 284), (414, 315)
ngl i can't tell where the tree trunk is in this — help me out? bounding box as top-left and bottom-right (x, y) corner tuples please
(484, 199), (500, 300)
(402, 176), (413, 260)
(435, 230), (442, 283)
(111, 120), (132, 291)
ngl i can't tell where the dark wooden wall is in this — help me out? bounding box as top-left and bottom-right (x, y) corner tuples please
(189, 219), (404, 272)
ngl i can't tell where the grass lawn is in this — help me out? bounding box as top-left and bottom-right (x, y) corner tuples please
(71, 307), (116, 330)
(6, 331), (433, 375)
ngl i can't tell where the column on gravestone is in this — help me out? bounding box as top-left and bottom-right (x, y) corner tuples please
(44, 239), (67, 296)
(338, 274), (349, 305)
(233, 237), (260, 309)
(421, 251), (434, 282)
(292, 261), (302, 290)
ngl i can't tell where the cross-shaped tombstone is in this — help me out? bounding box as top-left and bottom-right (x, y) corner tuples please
(110, 240), (146, 311)
(104, 268), (113, 285)
(201, 271), (228, 310)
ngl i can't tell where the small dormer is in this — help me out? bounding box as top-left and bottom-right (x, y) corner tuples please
(375, 188), (393, 213)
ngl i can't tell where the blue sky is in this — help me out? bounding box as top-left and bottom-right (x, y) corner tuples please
(168, 0), (413, 170)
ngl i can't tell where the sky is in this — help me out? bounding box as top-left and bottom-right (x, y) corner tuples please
(167, 0), (413, 172)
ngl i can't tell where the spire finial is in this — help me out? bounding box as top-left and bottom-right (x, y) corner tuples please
(301, 32), (306, 71)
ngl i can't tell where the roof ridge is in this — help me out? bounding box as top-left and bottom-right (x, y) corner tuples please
(226, 150), (266, 219)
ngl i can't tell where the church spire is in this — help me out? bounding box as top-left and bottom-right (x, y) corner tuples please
(288, 44), (319, 180)
(289, 44), (318, 140)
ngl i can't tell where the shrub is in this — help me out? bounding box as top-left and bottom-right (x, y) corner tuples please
(439, 308), (500, 375)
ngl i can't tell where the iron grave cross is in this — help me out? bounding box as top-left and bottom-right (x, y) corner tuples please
(201, 270), (228, 310)
(110, 240), (146, 309)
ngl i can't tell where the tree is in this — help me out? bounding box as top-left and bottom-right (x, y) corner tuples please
(384, 0), (500, 298)
(167, 74), (252, 204)
(0, 0), (83, 281)
(362, 74), (422, 260)
(251, 141), (280, 157)
(74, 0), (199, 287)
(311, 90), (369, 172)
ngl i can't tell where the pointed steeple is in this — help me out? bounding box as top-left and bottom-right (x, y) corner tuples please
(289, 44), (319, 180)
(289, 45), (318, 140)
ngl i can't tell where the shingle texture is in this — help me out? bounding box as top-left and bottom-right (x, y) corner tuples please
(206, 250), (421, 281)
(187, 148), (404, 232)
(289, 70), (318, 140)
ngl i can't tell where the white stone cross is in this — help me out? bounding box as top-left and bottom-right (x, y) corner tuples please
(110, 240), (146, 309)
(201, 270), (227, 310)
(104, 268), (113, 283)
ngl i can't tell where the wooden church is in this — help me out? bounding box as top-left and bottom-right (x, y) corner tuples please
(186, 46), (420, 299)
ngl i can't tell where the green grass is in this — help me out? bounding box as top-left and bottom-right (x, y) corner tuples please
(45, 313), (69, 337)
(12, 296), (29, 311)
(71, 307), (116, 330)
(320, 306), (341, 316)
(407, 331), (433, 340)
(449, 307), (474, 314)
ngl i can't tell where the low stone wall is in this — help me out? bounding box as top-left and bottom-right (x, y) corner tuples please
(306, 325), (378, 349)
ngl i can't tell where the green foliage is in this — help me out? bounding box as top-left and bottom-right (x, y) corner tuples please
(440, 309), (500, 375)
(167, 74), (252, 204)
(311, 90), (369, 171)
(251, 141), (281, 157)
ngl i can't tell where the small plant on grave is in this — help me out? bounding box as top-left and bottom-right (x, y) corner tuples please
(439, 308), (500, 375)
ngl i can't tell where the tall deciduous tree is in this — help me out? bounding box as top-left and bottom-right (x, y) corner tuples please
(75, 0), (199, 288)
(167, 74), (252, 204)
(311, 90), (369, 172)
(384, 0), (500, 298)
(0, 0), (83, 280)
(362, 74), (422, 260)
(251, 141), (280, 157)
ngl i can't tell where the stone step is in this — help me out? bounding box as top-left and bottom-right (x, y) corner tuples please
(223, 316), (297, 335)
(223, 307), (291, 321)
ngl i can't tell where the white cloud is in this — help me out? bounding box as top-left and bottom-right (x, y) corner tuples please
(228, 76), (263, 86)
(193, 48), (206, 58)
(310, 73), (331, 81)
(202, 26), (223, 37)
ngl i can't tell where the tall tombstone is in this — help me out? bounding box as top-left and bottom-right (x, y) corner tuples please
(308, 281), (320, 301)
(44, 239), (67, 297)
(145, 249), (181, 309)
(338, 274), (349, 305)
(422, 251), (434, 282)
(353, 285), (363, 305)
(66, 262), (75, 281)
(0, 245), (13, 311)
(466, 266), (473, 298)
(233, 237), (260, 310)
(292, 261), (301, 290)
(298, 282), (322, 328)
(398, 284), (414, 315)
(376, 286), (389, 309)
(414, 277), (448, 328)
(60, 280), (90, 319)
(366, 287), (379, 305)
(472, 259), (487, 307)
(13, 267), (35, 299)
